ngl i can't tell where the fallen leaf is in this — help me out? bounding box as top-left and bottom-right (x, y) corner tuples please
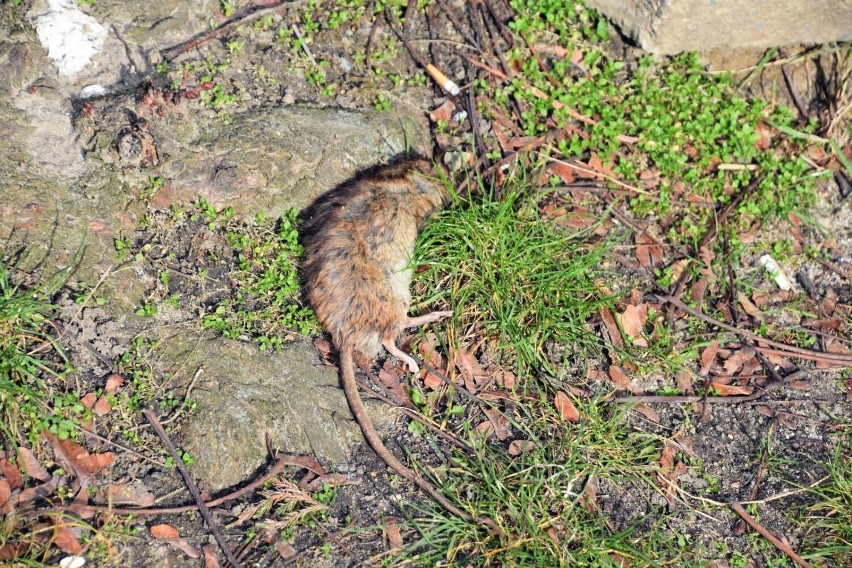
(0, 479), (11, 509)
(608, 366), (641, 394)
(276, 541), (298, 560)
(385, 516), (403, 550)
(454, 349), (488, 392)
(164, 537), (201, 558)
(0, 457), (23, 490)
(709, 382), (753, 396)
(755, 405), (775, 417)
(53, 519), (84, 555)
(820, 288), (837, 316)
(690, 275), (709, 306)
(418, 333), (447, 370)
(507, 440), (536, 455)
(151, 524), (180, 540)
(104, 374), (124, 394)
(80, 392), (97, 409)
(633, 404), (660, 423)
(482, 407), (511, 441)
(429, 100), (456, 124)
(17, 447), (50, 481)
(313, 338), (334, 361)
(45, 433), (115, 486)
(17, 476), (59, 503)
(376, 362), (412, 408)
(699, 341), (719, 377)
(615, 304), (648, 347)
(635, 232), (663, 269)
(94, 482), (156, 506)
(203, 544), (220, 568)
(675, 370), (694, 395)
(0, 543), (26, 560)
(474, 420), (493, 437)
(93, 395), (112, 416)
(554, 392), (580, 422)
(737, 292), (764, 320)
(656, 446), (686, 509)
(787, 380), (812, 391)
(547, 162), (575, 183)
(722, 347), (756, 375)
(599, 308), (625, 352)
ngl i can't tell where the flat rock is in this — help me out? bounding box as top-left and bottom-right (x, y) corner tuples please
(165, 334), (395, 491)
(589, 0), (852, 55)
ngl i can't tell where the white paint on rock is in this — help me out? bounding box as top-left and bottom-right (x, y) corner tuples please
(33, 0), (108, 76)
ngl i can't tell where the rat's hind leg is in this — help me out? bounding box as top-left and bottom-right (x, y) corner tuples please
(382, 337), (420, 373)
(405, 311), (453, 328)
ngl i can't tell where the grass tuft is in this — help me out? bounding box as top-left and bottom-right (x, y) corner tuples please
(415, 184), (614, 376)
(0, 257), (78, 445)
(402, 397), (695, 566)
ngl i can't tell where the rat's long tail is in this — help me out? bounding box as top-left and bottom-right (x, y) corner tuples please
(338, 344), (471, 520)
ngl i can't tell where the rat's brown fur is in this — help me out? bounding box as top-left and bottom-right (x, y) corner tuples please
(301, 159), (466, 516)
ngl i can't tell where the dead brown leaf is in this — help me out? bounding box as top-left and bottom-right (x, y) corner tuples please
(722, 346), (756, 375)
(699, 341), (719, 377)
(737, 292), (764, 321)
(507, 440), (536, 455)
(104, 374), (124, 394)
(17, 448), (49, 481)
(376, 362), (412, 407)
(0, 479), (11, 510)
(0, 457), (23, 490)
(482, 407), (511, 441)
(547, 162), (575, 184)
(17, 476), (59, 503)
(45, 433), (115, 485)
(429, 100), (456, 124)
(599, 308), (625, 353)
(675, 370), (695, 395)
(710, 382), (753, 396)
(93, 395), (112, 416)
(656, 446), (686, 509)
(151, 524), (180, 540)
(0, 543), (27, 560)
(554, 391), (580, 422)
(52, 519), (84, 555)
(80, 392), (97, 409)
(635, 232), (664, 269)
(453, 347), (491, 392)
(385, 516), (403, 550)
(608, 366), (641, 394)
(633, 404), (660, 423)
(203, 544), (220, 568)
(276, 541), (298, 561)
(93, 482), (156, 506)
(615, 304), (648, 348)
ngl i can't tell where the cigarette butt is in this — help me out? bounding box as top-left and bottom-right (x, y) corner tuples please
(759, 254), (792, 291)
(425, 64), (460, 96)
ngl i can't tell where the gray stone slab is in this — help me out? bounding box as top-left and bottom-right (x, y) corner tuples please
(589, 0), (852, 54)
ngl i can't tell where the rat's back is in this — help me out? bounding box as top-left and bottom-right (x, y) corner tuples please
(301, 159), (447, 358)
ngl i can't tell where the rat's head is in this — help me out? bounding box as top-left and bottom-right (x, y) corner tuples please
(407, 159), (451, 208)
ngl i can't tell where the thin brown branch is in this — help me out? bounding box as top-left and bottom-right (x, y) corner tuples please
(162, 0), (308, 61)
(781, 64), (810, 120)
(730, 502), (813, 568)
(660, 295), (852, 366)
(143, 409), (242, 568)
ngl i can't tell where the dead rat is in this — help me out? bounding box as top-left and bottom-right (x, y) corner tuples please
(300, 158), (466, 517)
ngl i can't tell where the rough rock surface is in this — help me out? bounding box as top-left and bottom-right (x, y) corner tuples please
(589, 0), (852, 54)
